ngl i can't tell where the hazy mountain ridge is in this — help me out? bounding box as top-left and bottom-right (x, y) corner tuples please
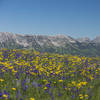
(0, 32), (100, 56)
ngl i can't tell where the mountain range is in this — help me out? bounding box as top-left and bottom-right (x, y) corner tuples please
(0, 32), (100, 56)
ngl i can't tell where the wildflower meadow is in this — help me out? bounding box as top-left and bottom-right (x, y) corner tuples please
(0, 48), (100, 100)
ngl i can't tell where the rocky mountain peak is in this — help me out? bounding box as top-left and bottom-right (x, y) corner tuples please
(0, 32), (99, 56)
(77, 37), (91, 43)
(92, 36), (100, 43)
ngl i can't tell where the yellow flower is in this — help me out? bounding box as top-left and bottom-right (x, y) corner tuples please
(2, 94), (8, 98)
(79, 94), (83, 99)
(71, 74), (74, 77)
(1, 69), (5, 72)
(8, 66), (13, 69)
(12, 88), (16, 91)
(72, 81), (76, 85)
(90, 76), (94, 80)
(81, 81), (87, 85)
(77, 83), (82, 88)
(84, 94), (88, 98)
(12, 69), (17, 73)
(68, 88), (71, 91)
(44, 87), (47, 90)
(30, 97), (35, 100)
(79, 94), (83, 97)
(54, 82), (56, 84)
(59, 79), (63, 82)
(65, 88), (67, 90)
(0, 78), (4, 82)
(55, 71), (59, 75)
(80, 96), (83, 99)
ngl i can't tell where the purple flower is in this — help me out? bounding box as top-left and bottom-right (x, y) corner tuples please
(38, 84), (42, 87)
(32, 81), (38, 87)
(34, 69), (38, 73)
(58, 92), (62, 96)
(46, 83), (51, 88)
(72, 95), (75, 99)
(0, 92), (3, 97)
(52, 96), (55, 100)
(4, 90), (7, 95)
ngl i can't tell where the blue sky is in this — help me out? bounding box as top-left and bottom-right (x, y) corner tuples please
(0, 0), (100, 39)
